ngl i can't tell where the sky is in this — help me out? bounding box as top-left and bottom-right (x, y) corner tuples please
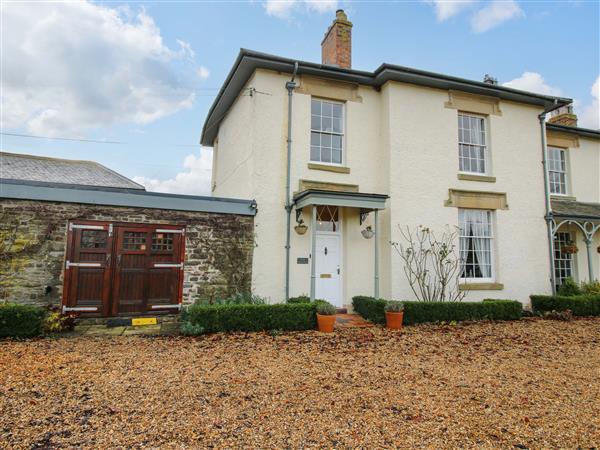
(1, 0), (599, 196)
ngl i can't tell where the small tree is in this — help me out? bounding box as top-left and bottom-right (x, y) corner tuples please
(391, 225), (466, 302)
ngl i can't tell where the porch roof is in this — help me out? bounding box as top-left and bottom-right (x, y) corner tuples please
(293, 189), (388, 210)
(552, 198), (600, 221)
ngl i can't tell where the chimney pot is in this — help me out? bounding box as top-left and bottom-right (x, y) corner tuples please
(321, 10), (352, 69)
(548, 105), (578, 127)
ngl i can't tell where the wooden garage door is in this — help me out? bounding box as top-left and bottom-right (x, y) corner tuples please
(63, 222), (185, 316)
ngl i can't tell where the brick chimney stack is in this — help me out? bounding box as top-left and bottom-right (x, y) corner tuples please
(548, 105), (578, 127)
(321, 10), (352, 69)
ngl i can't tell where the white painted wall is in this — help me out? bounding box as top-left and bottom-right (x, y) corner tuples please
(211, 67), (595, 305)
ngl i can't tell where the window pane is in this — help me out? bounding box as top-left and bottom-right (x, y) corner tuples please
(310, 146), (320, 161)
(322, 117), (333, 132)
(459, 209), (493, 279)
(322, 102), (333, 117)
(332, 135), (342, 150)
(321, 133), (332, 148)
(81, 230), (108, 249)
(311, 100), (321, 115)
(311, 132), (320, 146)
(332, 103), (343, 118)
(332, 118), (342, 133)
(321, 147), (332, 163)
(311, 115), (321, 130)
(332, 149), (342, 164)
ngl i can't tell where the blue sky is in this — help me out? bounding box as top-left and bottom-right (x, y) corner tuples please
(2, 0), (598, 194)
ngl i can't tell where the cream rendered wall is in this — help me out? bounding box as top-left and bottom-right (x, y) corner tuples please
(383, 82), (551, 304)
(212, 67), (556, 305)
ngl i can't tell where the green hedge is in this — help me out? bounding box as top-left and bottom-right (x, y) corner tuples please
(183, 302), (318, 333)
(352, 296), (522, 325)
(530, 294), (600, 316)
(0, 304), (47, 338)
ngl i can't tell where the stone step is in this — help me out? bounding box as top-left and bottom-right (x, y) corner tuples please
(76, 314), (180, 327)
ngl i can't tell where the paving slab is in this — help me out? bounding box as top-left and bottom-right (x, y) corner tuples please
(85, 325), (126, 336)
(122, 325), (162, 336)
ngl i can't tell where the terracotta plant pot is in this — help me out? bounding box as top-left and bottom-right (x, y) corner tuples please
(316, 313), (336, 333)
(385, 311), (404, 329)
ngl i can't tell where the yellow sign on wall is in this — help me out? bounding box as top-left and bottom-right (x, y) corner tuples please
(132, 317), (157, 326)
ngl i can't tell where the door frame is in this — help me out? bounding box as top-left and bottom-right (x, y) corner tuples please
(62, 220), (186, 316)
(314, 208), (343, 307)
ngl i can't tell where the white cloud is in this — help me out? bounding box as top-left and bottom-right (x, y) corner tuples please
(1, 1), (197, 136)
(577, 75), (600, 130)
(425, 0), (477, 21)
(197, 66), (211, 81)
(263, 0), (337, 19)
(133, 149), (213, 195)
(471, 0), (524, 33)
(503, 72), (562, 96)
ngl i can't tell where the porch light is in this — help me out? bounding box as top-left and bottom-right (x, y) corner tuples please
(361, 226), (374, 239)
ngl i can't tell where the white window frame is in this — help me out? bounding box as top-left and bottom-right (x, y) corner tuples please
(458, 112), (488, 175)
(554, 231), (576, 286)
(459, 209), (495, 283)
(548, 146), (568, 196)
(310, 98), (345, 166)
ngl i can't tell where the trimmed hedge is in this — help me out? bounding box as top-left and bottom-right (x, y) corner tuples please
(352, 296), (522, 325)
(183, 302), (318, 333)
(530, 294), (600, 316)
(0, 304), (47, 338)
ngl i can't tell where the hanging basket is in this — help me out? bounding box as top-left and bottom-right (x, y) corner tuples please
(561, 245), (579, 254)
(294, 223), (308, 235)
(361, 226), (374, 239)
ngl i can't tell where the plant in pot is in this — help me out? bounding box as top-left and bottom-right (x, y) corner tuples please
(384, 301), (405, 330)
(316, 301), (337, 333)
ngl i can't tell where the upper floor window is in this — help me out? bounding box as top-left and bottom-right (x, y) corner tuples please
(311, 99), (344, 165)
(459, 209), (494, 280)
(548, 146), (567, 195)
(458, 113), (487, 174)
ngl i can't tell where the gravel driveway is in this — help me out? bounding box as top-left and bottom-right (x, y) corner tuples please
(1, 318), (599, 449)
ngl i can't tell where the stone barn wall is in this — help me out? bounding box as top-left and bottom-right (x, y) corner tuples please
(0, 199), (255, 307)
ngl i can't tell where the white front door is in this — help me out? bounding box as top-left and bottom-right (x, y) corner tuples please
(315, 233), (341, 307)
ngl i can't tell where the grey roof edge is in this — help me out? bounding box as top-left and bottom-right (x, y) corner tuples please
(293, 189), (389, 201)
(293, 189), (389, 209)
(0, 151), (146, 190)
(546, 123), (600, 140)
(200, 48), (572, 146)
(0, 179), (257, 216)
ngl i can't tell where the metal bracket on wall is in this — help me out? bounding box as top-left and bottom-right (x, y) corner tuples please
(150, 304), (182, 310)
(295, 209), (303, 224)
(155, 228), (185, 235)
(359, 208), (371, 226)
(62, 305), (98, 313)
(65, 261), (102, 270)
(153, 263), (184, 270)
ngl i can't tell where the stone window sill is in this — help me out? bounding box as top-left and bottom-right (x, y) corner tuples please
(550, 194), (577, 201)
(459, 282), (504, 291)
(308, 163), (351, 174)
(457, 173), (496, 183)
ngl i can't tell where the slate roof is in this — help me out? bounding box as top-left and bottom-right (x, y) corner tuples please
(552, 198), (600, 220)
(0, 152), (145, 191)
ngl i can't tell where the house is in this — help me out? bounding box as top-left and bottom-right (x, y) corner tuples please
(0, 152), (256, 316)
(203, 10), (600, 307)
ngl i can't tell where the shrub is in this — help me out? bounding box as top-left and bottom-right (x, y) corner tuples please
(557, 277), (582, 297)
(352, 296), (522, 325)
(287, 295), (311, 304)
(352, 296), (387, 324)
(44, 306), (76, 333)
(183, 302), (317, 333)
(530, 294), (600, 316)
(180, 322), (205, 336)
(581, 280), (600, 295)
(195, 292), (266, 305)
(385, 301), (404, 312)
(316, 302), (336, 315)
(0, 303), (47, 338)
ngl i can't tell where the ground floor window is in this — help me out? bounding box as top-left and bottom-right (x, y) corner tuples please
(554, 231), (574, 285)
(459, 209), (494, 280)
